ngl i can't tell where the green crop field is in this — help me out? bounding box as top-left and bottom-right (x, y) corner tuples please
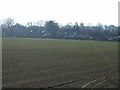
(2, 38), (118, 88)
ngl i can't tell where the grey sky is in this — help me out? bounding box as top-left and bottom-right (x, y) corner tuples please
(0, 0), (119, 26)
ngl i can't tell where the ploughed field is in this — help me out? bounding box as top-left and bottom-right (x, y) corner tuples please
(2, 38), (118, 88)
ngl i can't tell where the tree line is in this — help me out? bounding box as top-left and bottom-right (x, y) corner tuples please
(1, 18), (119, 41)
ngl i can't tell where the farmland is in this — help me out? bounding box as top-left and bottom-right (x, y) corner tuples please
(2, 38), (118, 88)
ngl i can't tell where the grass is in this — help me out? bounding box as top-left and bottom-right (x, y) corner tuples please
(2, 38), (118, 88)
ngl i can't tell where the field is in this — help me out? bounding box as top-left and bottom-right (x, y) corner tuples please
(2, 38), (118, 88)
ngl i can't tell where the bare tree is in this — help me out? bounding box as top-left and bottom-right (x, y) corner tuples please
(3, 18), (15, 38)
(4, 18), (14, 28)
(26, 22), (33, 27)
(36, 20), (45, 26)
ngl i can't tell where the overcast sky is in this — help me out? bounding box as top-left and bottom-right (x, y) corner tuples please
(0, 0), (119, 26)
